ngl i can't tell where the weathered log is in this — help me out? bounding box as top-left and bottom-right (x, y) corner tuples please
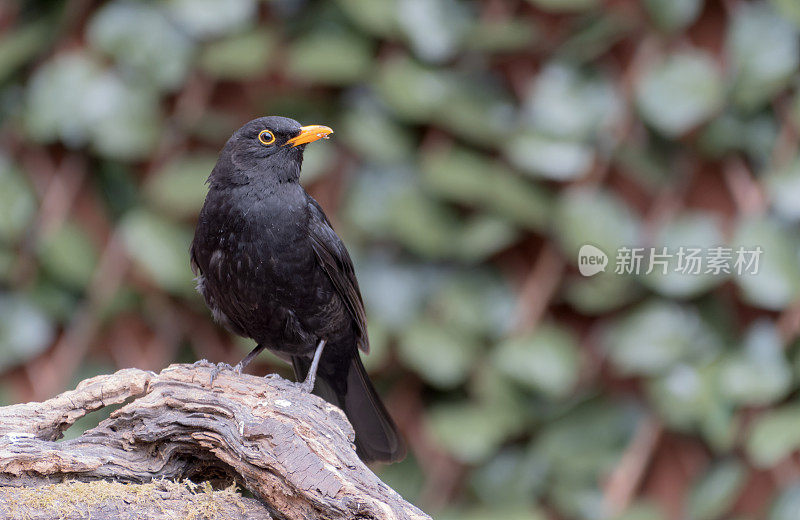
(0, 362), (430, 520)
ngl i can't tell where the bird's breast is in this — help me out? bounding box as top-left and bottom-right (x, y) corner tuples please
(200, 185), (317, 288)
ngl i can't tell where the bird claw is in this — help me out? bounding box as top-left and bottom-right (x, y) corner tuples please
(297, 380), (315, 393)
(296, 370), (317, 394)
(209, 362), (236, 386)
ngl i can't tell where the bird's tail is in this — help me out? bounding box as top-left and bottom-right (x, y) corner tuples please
(292, 353), (406, 463)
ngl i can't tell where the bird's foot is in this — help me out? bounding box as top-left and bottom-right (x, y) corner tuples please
(297, 372), (316, 394)
(209, 362), (236, 386)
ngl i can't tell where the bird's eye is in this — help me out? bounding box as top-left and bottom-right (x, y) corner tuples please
(258, 130), (276, 145)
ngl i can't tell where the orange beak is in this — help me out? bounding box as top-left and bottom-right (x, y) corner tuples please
(285, 125), (333, 147)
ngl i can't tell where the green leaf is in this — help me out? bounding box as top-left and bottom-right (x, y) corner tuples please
(355, 255), (440, 330)
(603, 301), (721, 376)
(288, 31), (373, 85)
(504, 133), (594, 180)
(87, 74), (161, 160)
(686, 460), (746, 520)
(436, 84), (515, 149)
(428, 272), (516, 339)
(144, 155), (214, 218)
(470, 447), (548, 506)
(643, 0), (703, 32)
(0, 294), (54, 371)
(470, 363), (529, 411)
(200, 30), (274, 80)
(770, 485), (800, 520)
(421, 147), (552, 230)
(38, 221), (98, 290)
(635, 50), (723, 137)
(88, 1), (194, 91)
(339, 102), (414, 164)
(374, 455), (424, 504)
(25, 53), (161, 159)
(731, 217), (800, 310)
(455, 215), (519, 262)
(549, 485), (607, 520)
(25, 53), (102, 147)
(29, 279), (78, 323)
(397, 0), (471, 63)
(771, 0), (800, 28)
(647, 364), (718, 431)
(563, 271), (641, 315)
(428, 402), (523, 463)
(343, 166), (415, 238)
(765, 157), (800, 222)
(614, 140), (672, 191)
(746, 404), (800, 468)
(727, 2), (799, 111)
(0, 20), (52, 84)
(492, 324), (580, 398)
(717, 321), (792, 406)
(0, 157), (36, 242)
(376, 57), (455, 122)
(165, 0), (256, 39)
(336, 0), (399, 37)
(699, 111), (780, 164)
(557, 11), (631, 63)
(398, 319), (481, 388)
(467, 20), (537, 52)
(119, 210), (194, 294)
(535, 400), (640, 482)
(386, 188), (460, 259)
(522, 62), (622, 142)
(553, 187), (639, 264)
(639, 212), (724, 298)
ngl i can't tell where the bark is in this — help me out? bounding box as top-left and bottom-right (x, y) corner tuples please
(0, 362), (430, 520)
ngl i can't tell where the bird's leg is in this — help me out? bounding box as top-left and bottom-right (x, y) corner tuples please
(298, 339), (327, 393)
(233, 343), (266, 374)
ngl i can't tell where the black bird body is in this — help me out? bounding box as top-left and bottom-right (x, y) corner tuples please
(191, 116), (405, 463)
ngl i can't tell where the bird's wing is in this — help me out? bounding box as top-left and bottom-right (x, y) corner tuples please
(307, 197), (369, 353)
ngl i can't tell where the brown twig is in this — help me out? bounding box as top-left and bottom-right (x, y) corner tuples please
(603, 415), (662, 516)
(513, 242), (565, 334)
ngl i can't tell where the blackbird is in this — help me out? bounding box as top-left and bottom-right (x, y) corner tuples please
(190, 116), (406, 463)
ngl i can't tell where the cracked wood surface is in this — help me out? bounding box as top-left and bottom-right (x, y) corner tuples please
(0, 362), (430, 520)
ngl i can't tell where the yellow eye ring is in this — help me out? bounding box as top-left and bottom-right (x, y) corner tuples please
(258, 130), (276, 145)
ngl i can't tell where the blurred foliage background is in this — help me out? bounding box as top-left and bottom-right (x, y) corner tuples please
(2, 0), (800, 518)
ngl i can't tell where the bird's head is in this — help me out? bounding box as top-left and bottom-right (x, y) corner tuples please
(212, 116), (333, 185)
